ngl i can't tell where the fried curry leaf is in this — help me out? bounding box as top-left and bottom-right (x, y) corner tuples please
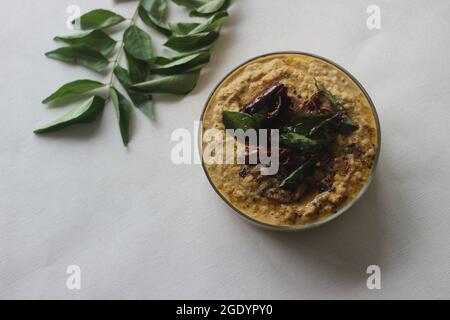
(283, 111), (356, 137)
(72, 9), (125, 30)
(34, 96), (105, 134)
(315, 81), (359, 134)
(132, 70), (201, 95)
(54, 30), (116, 56)
(42, 79), (105, 104)
(124, 26), (154, 61)
(114, 66), (155, 120)
(222, 111), (263, 131)
(339, 116), (359, 134)
(279, 133), (328, 153)
(280, 156), (317, 189)
(315, 82), (344, 110)
(284, 112), (336, 135)
(45, 45), (109, 72)
(110, 87), (133, 146)
(308, 113), (341, 136)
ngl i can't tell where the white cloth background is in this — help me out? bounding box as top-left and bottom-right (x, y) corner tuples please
(0, 0), (449, 299)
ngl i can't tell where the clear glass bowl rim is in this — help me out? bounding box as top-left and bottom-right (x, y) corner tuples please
(199, 51), (382, 231)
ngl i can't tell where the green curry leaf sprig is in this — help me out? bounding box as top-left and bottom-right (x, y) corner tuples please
(35, 0), (234, 146)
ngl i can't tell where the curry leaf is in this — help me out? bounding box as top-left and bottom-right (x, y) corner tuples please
(169, 22), (201, 35)
(124, 49), (151, 83)
(37, 0), (233, 143)
(280, 156), (317, 189)
(283, 112), (336, 135)
(114, 66), (155, 119)
(171, 0), (206, 9)
(279, 133), (328, 153)
(222, 111), (263, 131)
(42, 79), (105, 104)
(315, 82), (344, 110)
(138, 5), (172, 37)
(140, 0), (168, 21)
(339, 116), (359, 134)
(170, 11), (228, 35)
(190, 0), (225, 15)
(73, 9), (125, 30)
(110, 87), (133, 146)
(164, 31), (219, 52)
(308, 113), (340, 136)
(45, 45), (109, 72)
(54, 30), (117, 56)
(190, 0), (234, 17)
(124, 26), (154, 61)
(113, 65), (133, 88)
(315, 81), (359, 134)
(133, 70), (201, 95)
(188, 11), (229, 34)
(151, 51), (210, 74)
(34, 96), (105, 134)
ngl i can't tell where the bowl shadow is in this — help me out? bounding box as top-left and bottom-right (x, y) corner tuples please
(244, 174), (398, 283)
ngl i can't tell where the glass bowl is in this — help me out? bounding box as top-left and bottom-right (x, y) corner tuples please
(199, 52), (381, 231)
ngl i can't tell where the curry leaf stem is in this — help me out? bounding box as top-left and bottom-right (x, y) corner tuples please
(107, 6), (140, 97)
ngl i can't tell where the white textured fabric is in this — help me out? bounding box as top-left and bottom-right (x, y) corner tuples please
(0, 0), (449, 299)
